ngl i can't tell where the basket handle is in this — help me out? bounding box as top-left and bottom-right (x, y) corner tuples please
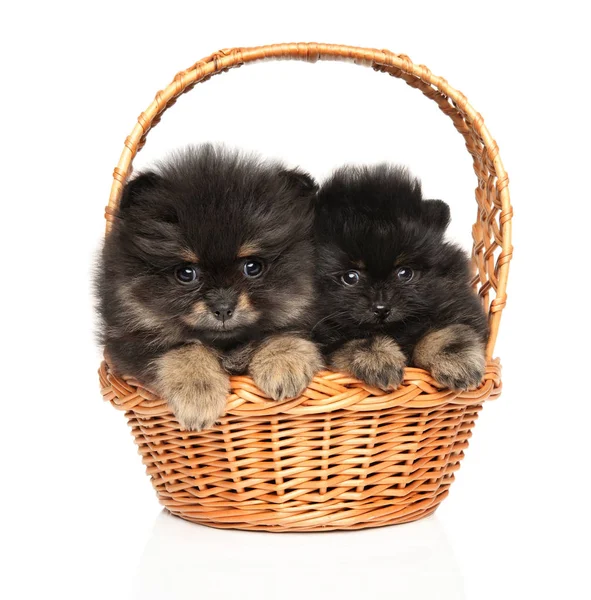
(104, 42), (513, 360)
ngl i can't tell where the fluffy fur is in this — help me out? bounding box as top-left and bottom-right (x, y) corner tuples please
(249, 335), (323, 400)
(96, 144), (322, 430)
(313, 164), (488, 390)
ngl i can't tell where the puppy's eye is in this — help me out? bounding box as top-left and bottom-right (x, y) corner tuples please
(243, 259), (264, 278)
(395, 266), (414, 283)
(341, 270), (360, 286)
(175, 265), (200, 285)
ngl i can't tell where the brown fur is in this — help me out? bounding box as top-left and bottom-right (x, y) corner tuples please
(180, 248), (199, 263)
(271, 280), (315, 327)
(331, 335), (406, 390)
(249, 335), (323, 400)
(237, 292), (256, 313)
(237, 242), (263, 258)
(115, 282), (165, 333)
(181, 300), (208, 328)
(413, 324), (485, 390)
(154, 344), (229, 431)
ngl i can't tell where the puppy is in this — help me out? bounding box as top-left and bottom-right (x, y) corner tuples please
(96, 144), (322, 430)
(313, 164), (488, 391)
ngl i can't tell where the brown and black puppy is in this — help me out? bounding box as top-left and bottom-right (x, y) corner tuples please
(96, 144), (322, 430)
(313, 164), (488, 390)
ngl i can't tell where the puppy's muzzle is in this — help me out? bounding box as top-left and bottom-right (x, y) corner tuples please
(372, 303), (391, 320)
(211, 301), (235, 323)
(206, 289), (238, 325)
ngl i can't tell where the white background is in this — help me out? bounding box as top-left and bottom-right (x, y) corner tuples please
(2, 1), (590, 599)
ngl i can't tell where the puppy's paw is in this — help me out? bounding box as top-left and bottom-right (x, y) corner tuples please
(331, 336), (406, 390)
(429, 358), (485, 391)
(249, 336), (323, 401)
(413, 325), (486, 391)
(155, 344), (230, 431)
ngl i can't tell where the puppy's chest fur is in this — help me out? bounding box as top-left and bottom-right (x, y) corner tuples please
(314, 316), (431, 358)
(218, 341), (258, 375)
(186, 319), (313, 375)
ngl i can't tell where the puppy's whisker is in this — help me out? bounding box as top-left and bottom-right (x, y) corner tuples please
(311, 310), (350, 332)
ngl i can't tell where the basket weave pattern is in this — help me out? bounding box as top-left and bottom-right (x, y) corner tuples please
(100, 43), (512, 532)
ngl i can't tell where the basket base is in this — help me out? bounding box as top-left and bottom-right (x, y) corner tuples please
(162, 494), (445, 532)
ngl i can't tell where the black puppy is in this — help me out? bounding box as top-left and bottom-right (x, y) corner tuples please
(313, 164), (488, 390)
(96, 144), (322, 430)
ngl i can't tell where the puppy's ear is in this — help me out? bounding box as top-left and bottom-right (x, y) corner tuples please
(119, 172), (163, 213)
(280, 168), (319, 199)
(422, 199), (451, 231)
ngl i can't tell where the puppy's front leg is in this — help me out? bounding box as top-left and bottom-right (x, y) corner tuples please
(330, 335), (407, 390)
(154, 344), (229, 431)
(249, 335), (323, 400)
(413, 324), (485, 390)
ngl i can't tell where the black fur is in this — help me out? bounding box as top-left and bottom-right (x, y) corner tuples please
(96, 144), (318, 386)
(313, 163), (488, 369)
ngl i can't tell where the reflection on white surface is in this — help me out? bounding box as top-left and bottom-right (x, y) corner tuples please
(134, 511), (464, 599)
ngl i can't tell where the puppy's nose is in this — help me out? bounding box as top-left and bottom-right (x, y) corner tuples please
(372, 304), (391, 319)
(212, 302), (235, 322)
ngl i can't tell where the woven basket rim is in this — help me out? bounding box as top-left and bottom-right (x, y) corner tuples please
(100, 359), (501, 418)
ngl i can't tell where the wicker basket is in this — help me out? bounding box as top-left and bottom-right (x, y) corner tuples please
(99, 43), (512, 532)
